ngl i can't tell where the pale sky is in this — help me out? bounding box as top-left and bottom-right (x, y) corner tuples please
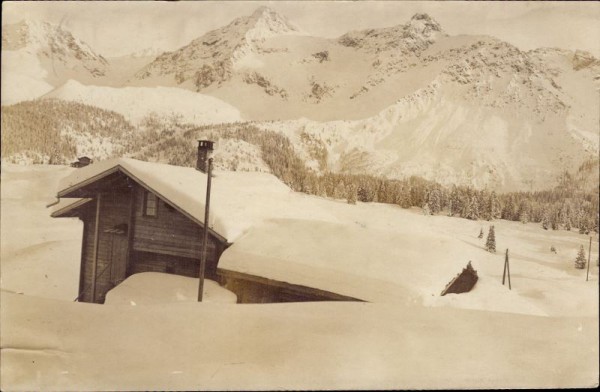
(2, 1), (599, 57)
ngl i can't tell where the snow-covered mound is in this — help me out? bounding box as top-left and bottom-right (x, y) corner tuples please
(0, 72), (54, 105)
(104, 272), (237, 305)
(2, 293), (598, 390)
(1, 164), (81, 300)
(43, 80), (243, 125)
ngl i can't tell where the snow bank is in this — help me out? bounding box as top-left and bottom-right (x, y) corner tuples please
(220, 218), (546, 315)
(1, 292), (597, 390)
(42, 80), (243, 125)
(3, 164), (599, 389)
(1, 164), (82, 301)
(104, 272), (237, 305)
(0, 72), (54, 105)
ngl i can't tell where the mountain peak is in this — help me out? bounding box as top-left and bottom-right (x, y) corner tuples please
(407, 13), (443, 36)
(243, 6), (304, 39)
(251, 6), (276, 18)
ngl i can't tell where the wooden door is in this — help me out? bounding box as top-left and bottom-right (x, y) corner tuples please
(110, 231), (129, 286)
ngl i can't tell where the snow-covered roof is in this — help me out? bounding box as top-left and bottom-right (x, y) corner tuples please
(219, 218), (477, 303)
(50, 197), (93, 218)
(54, 158), (337, 242)
(218, 217), (558, 312)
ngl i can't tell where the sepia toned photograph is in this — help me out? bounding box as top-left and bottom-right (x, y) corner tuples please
(1, 0), (598, 390)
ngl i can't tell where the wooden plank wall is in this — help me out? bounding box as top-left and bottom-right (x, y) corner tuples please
(220, 270), (362, 304)
(130, 251), (200, 278)
(79, 190), (132, 303)
(77, 184), (227, 303)
(131, 185), (223, 276)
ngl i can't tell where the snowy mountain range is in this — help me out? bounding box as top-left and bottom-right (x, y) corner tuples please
(2, 8), (599, 191)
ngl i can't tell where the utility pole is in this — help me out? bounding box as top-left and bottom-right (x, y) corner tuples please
(198, 157), (213, 302)
(586, 236), (592, 281)
(502, 248), (511, 290)
(196, 139), (214, 302)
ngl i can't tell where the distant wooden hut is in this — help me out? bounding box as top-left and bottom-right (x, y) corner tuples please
(70, 156), (93, 168)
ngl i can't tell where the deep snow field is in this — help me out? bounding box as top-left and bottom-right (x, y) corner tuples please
(1, 164), (598, 390)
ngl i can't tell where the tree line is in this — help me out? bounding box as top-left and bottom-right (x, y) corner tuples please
(186, 122), (599, 235)
(2, 103), (597, 235)
(1, 99), (136, 164)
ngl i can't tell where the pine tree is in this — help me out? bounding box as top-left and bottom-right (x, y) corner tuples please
(465, 196), (480, 220)
(449, 186), (462, 216)
(422, 203), (431, 215)
(574, 245), (586, 269)
(518, 200), (530, 224)
(565, 217), (572, 231)
(551, 210), (560, 230)
(579, 218), (589, 235)
(490, 191), (501, 220)
(485, 225), (496, 253)
(502, 195), (516, 221)
(542, 214), (550, 230)
(428, 188), (441, 215)
(520, 210), (529, 224)
(333, 181), (346, 200)
(347, 185), (357, 205)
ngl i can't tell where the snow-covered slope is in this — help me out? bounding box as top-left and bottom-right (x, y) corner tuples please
(1, 164), (598, 389)
(121, 8), (599, 190)
(42, 80), (242, 125)
(1, 20), (109, 92)
(3, 8), (598, 192)
(2, 293), (597, 390)
(0, 72), (54, 105)
(259, 67), (599, 190)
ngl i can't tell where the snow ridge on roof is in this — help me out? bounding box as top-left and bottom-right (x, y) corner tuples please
(55, 158), (337, 242)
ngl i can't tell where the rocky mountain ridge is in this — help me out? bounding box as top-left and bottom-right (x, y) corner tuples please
(2, 20), (109, 79)
(2, 8), (598, 191)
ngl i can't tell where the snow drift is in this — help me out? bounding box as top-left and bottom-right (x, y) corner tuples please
(42, 80), (243, 125)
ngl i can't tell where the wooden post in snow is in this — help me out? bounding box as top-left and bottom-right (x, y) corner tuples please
(586, 236), (592, 281)
(503, 248), (511, 290)
(198, 158), (213, 302)
(91, 193), (102, 303)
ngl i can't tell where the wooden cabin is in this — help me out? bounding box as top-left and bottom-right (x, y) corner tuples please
(52, 162), (228, 303)
(70, 156), (93, 168)
(52, 157), (355, 304)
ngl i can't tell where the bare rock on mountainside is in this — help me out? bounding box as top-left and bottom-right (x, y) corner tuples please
(572, 49), (600, 71)
(1, 20), (109, 86)
(243, 71), (288, 98)
(133, 6), (303, 89)
(338, 13), (444, 53)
